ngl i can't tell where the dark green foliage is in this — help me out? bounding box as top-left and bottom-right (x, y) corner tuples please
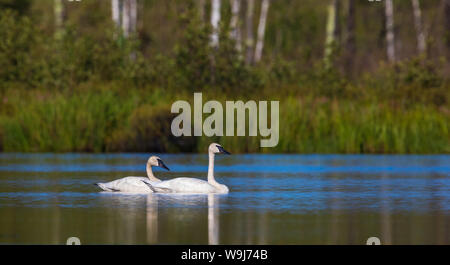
(0, 10), (149, 91)
(173, 8), (262, 94)
(0, 11), (43, 88)
(0, 0), (31, 15)
(173, 11), (214, 91)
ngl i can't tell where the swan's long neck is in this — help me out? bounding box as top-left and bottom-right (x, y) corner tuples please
(207, 151), (219, 186)
(207, 151), (229, 193)
(146, 163), (161, 182)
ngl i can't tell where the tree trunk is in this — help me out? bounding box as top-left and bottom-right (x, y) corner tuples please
(324, 0), (337, 65)
(54, 0), (64, 38)
(129, 0), (137, 36)
(210, 0), (221, 47)
(230, 0), (242, 52)
(122, 0), (130, 37)
(138, 0), (145, 36)
(245, 0), (255, 64)
(411, 0), (426, 54)
(333, 0), (341, 43)
(385, 0), (396, 63)
(254, 0), (270, 63)
(446, 0), (450, 49)
(345, 0), (356, 74)
(112, 0), (122, 28)
(444, 0), (450, 41)
(112, 0), (136, 38)
(121, 0), (137, 37)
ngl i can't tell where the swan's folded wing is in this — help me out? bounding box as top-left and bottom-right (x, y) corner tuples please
(142, 180), (174, 193)
(99, 177), (153, 192)
(144, 178), (216, 193)
(95, 182), (118, 192)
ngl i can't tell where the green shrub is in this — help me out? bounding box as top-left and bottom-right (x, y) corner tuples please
(0, 10), (44, 89)
(363, 57), (448, 107)
(0, 0), (31, 15)
(172, 7), (263, 94)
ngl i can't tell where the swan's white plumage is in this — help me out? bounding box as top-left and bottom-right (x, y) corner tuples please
(145, 143), (230, 194)
(95, 155), (169, 193)
(147, 177), (218, 193)
(97, 176), (157, 193)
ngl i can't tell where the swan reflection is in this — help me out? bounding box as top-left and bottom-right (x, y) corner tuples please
(146, 194), (158, 244)
(208, 194), (219, 245)
(143, 193), (222, 245)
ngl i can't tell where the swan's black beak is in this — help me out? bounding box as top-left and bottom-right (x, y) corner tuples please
(217, 145), (231, 155)
(157, 159), (170, 171)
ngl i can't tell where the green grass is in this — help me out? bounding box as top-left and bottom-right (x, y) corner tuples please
(0, 85), (448, 154)
(0, 88), (137, 152)
(275, 98), (449, 153)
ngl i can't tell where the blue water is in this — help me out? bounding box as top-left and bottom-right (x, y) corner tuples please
(0, 153), (449, 244)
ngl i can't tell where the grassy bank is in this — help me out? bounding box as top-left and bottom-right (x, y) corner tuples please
(0, 84), (448, 154)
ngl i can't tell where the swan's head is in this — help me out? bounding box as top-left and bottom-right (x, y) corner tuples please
(147, 156), (170, 171)
(209, 143), (231, 155)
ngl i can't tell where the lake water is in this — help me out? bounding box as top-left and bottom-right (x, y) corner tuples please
(0, 153), (448, 245)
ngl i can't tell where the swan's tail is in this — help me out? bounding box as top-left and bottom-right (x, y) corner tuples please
(141, 180), (173, 193)
(94, 183), (115, 192)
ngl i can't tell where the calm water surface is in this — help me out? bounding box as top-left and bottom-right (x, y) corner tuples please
(0, 153), (449, 244)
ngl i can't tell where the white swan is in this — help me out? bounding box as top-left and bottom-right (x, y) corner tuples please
(143, 143), (230, 194)
(95, 156), (169, 193)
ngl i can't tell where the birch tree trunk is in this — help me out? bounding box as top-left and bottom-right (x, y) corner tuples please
(122, 0), (130, 37)
(54, 0), (64, 38)
(129, 0), (137, 36)
(112, 0), (122, 28)
(245, 0), (255, 64)
(210, 0), (221, 48)
(121, 0), (137, 37)
(230, 0), (242, 52)
(411, 0), (426, 54)
(254, 0), (270, 63)
(345, 0), (356, 73)
(324, 0), (337, 65)
(385, 0), (396, 63)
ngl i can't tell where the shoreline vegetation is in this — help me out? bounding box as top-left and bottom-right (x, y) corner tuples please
(0, 2), (449, 154)
(1, 86), (447, 154)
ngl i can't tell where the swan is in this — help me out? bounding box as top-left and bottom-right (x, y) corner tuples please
(95, 156), (169, 193)
(143, 143), (230, 194)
